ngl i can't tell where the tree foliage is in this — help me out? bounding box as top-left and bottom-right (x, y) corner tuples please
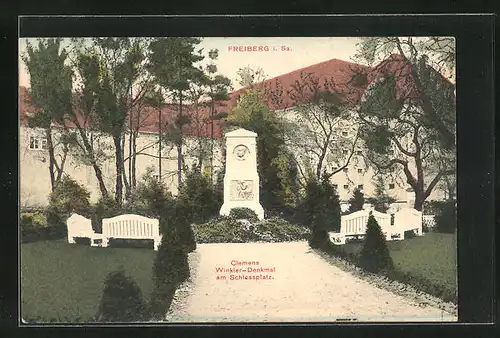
(347, 187), (365, 213)
(228, 87), (298, 214)
(22, 38), (74, 191)
(354, 38), (456, 210)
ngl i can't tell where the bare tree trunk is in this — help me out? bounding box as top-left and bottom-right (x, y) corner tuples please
(132, 131), (137, 188)
(45, 129), (56, 191)
(122, 135), (130, 200)
(177, 89), (183, 186)
(114, 135), (123, 206)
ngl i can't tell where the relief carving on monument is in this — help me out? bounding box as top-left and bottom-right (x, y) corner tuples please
(230, 180), (253, 201)
(233, 144), (250, 161)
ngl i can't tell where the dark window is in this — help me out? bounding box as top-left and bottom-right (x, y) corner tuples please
(358, 184), (364, 189)
(333, 184), (338, 189)
(389, 183), (395, 189)
(356, 150), (362, 155)
(343, 184), (349, 189)
(342, 150), (349, 155)
(343, 168), (348, 173)
(357, 168), (363, 173)
(342, 131), (348, 137)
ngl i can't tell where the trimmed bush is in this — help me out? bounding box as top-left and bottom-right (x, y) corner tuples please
(358, 214), (394, 273)
(298, 176), (341, 232)
(149, 236), (190, 319)
(193, 216), (310, 244)
(125, 168), (174, 219)
(435, 200), (456, 234)
(45, 176), (91, 238)
(96, 269), (148, 322)
(48, 175), (91, 217)
(229, 207), (259, 222)
(177, 167), (222, 225)
(91, 197), (121, 233)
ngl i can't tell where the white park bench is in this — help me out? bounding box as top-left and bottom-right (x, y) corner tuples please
(67, 213), (104, 247)
(66, 213), (162, 250)
(328, 207), (423, 245)
(102, 214), (162, 251)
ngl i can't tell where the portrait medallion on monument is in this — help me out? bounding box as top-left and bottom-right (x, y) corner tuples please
(230, 180), (254, 201)
(233, 144), (250, 161)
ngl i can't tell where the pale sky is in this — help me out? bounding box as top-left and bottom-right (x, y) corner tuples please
(19, 37), (364, 91)
(19, 37), (454, 91)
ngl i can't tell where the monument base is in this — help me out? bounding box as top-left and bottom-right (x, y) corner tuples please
(220, 202), (265, 220)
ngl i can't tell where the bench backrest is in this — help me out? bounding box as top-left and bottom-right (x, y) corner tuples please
(341, 209), (391, 237)
(102, 214), (160, 239)
(394, 208), (422, 232)
(67, 213), (94, 237)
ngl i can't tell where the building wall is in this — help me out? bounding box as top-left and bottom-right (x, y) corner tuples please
(20, 122), (446, 208)
(19, 125), (224, 207)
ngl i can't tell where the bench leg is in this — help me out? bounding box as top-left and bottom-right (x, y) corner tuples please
(154, 239), (161, 251)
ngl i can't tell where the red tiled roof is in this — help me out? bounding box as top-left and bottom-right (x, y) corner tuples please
(19, 55), (453, 139)
(226, 58), (372, 111)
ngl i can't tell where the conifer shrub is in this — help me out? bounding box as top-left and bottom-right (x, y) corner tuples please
(435, 200), (457, 234)
(177, 166), (222, 225)
(347, 187), (365, 214)
(124, 168), (174, 219)
(298, 176), (341, 232)
(358, 214), (394, 273)
(90, 197), (121, 233)
(149, 233), (190, 319)
(96, 269), (148, 322)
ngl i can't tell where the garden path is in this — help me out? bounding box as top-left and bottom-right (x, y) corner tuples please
(167, 241), (456, 322)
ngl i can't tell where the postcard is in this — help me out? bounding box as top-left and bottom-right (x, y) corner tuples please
(19, 36), (457, 323)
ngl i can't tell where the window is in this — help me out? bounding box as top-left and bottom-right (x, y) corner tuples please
(343, 168), (348, 173)
(333, 184), (338, 189)
(342, 131), (348, 137)
(357, 168), (363, 174)
(342, 150), (349, 155)
(343, 184), (349, 189)
(29, 136), (47, 150)
(356, 150), (362, 155)
(358, 184), (364, 189)
(152, 174), (159, 181)
(389, 183), (395, 189)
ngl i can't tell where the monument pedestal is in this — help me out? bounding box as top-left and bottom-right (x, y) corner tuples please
(219, 128), (265, 220)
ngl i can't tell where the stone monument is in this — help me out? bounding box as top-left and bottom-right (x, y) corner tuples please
(219, 128), (265, 220)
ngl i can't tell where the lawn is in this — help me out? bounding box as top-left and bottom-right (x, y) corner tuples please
(21, 239), (156, 322)
(340, 232), (457, 301)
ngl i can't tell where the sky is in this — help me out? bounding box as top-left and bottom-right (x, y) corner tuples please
(19, 36), (454, 92)
(19, 37), (364, 92)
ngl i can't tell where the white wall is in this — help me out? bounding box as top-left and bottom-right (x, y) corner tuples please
(19, 125), (224, 207)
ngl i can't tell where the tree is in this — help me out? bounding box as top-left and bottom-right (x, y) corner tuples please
(88, 38), (146, 206)
(22, 38), (74, 192)
(282, 72), (362, 182)
(202, 49), (232, 182)
(227, 87), (295, 214)
(353, 37), (456, 211)
(305, 175), (341, 247)
(366, 176), (396, 213)
(358, 214), (393, 273)
(347, 187), (364, 213)
(147, 37), (205, 187)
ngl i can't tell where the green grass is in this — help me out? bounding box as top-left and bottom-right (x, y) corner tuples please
(21, 239), (156, 322)
(336, 232), (457, 302)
